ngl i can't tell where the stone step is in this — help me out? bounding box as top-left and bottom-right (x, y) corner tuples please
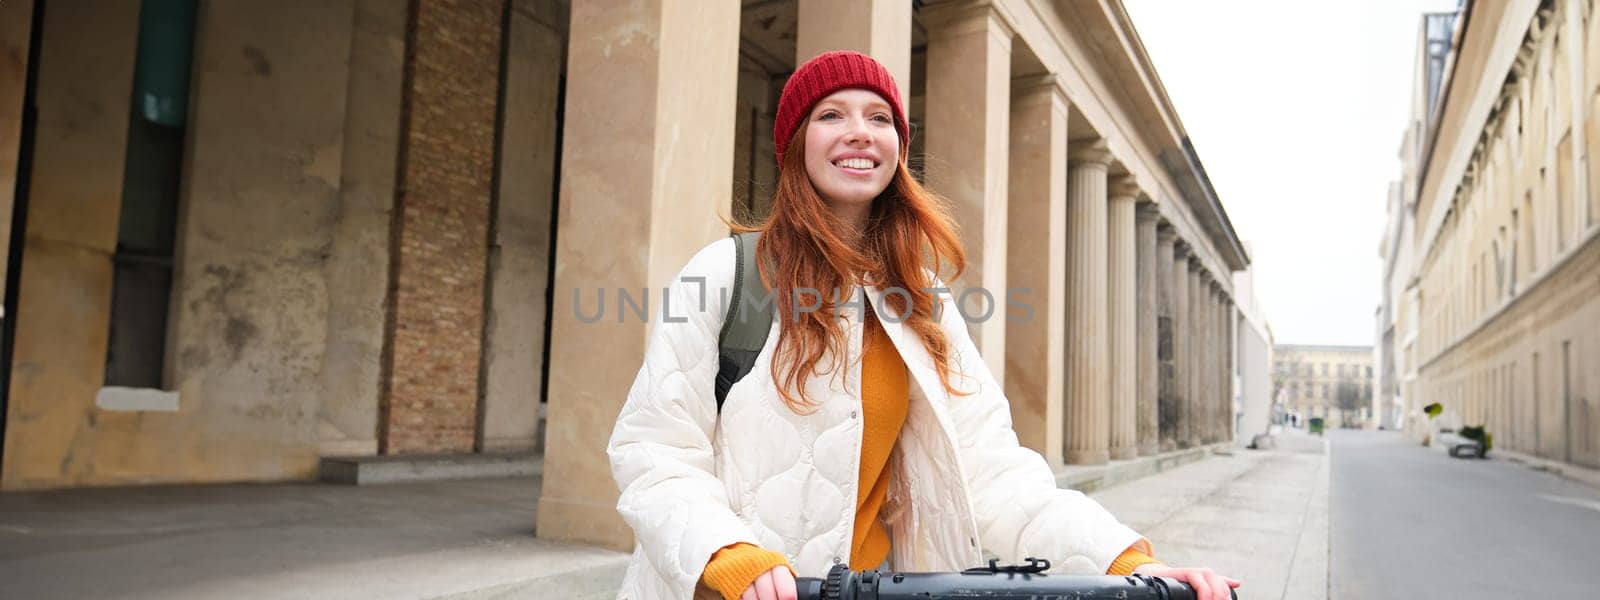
(1054, 443), (1227, 493)
(319, 452), (542, 485)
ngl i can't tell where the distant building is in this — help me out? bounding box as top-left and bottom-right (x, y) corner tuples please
(1274, 345), (1375, 428)
(1378, 10), (1458, 439)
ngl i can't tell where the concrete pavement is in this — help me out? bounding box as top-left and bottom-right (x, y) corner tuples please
(25, 426), (1600, 600)
(0, 476), (627, 600)
(1091, 430), (1329, 600)
(0, 438), (1330, 599)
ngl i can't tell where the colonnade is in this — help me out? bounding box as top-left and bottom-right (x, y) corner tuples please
(1061, 161), (1238, 464)
(535, 0), (1244, 550)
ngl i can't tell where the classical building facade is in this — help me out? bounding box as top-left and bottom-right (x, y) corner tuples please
(1380, 0), (1600, 469)
(0, 0), (1248, 552)
(1379, 9), (1459, 438)
(1274, 345), (1374, 428)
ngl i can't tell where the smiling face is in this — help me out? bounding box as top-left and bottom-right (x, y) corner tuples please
(802, 89), (901, 218)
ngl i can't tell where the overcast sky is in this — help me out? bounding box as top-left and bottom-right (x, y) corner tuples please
(1123, 0), (1460, 346)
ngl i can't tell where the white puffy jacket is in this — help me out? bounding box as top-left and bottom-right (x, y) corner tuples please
(607, 238), (1144, 599)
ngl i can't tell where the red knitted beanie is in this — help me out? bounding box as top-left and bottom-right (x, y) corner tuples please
(774, 50), (908, 163)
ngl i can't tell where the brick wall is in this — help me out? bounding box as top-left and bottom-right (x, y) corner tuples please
(383, 0), (504, 454)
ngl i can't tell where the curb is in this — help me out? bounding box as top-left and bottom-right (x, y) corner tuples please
(1494, 448), (1600, 492)
(1281, 437), (1329, 600)
(1054, 443), (1231, 493)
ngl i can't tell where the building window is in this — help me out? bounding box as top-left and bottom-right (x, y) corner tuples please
(1558, 131), (1572, 252)
(1590, 93), (1600, 229)
(1424, 12), (1456, 117)
(1522, 190), (1537, 276)
(105, 0), (198, 389)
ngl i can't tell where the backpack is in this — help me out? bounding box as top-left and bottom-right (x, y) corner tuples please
(714, 231), (776, 411)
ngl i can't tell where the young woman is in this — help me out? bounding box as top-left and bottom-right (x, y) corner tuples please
(607, 51), (1240, 600)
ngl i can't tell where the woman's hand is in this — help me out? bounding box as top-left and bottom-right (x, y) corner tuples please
(1132, 563), (1239, 600)
(739, 565), (797, 600)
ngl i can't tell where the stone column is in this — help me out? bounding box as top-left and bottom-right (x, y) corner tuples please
(923, 2), (1012, 380)
(1217, 286), (1230, 442)
(1203, 275), (1209, 444)
(1064, 141), (1113, 465)
(1227, 294), (1238, 441)
(1136, 204), (1160, 456)
(1216, 287), (1228, 443)
(1184, 257), (1206, 449)
(321, 0), (408, 458)
(1202, 281), (1218, 444)
(1223, 295), (1237, 442)
(537, 0), (741, 551)
(1156, 226), (1179, 451)
(1107, 177), (1139, 461)
(1004, 77), (1068, 470)
(1209, 289), (1222, 444)
(1170, 242), (1191, 449)
(0, 0), (33, 300)
(1203, 276), (1219, 444)
(1200, 284), (1212, 443)
(1, 0), (142, 490)
(797, 0), (911, 105)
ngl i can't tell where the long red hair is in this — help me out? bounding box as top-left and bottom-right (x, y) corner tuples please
(733, 120), (971, 413)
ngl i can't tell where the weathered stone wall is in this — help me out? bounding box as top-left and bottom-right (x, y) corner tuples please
(481, 0), (563, 453)
(163, 0), (358, 483)
(317, 0), (407, 458)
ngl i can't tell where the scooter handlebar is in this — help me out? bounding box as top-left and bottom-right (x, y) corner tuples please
(795, 561), (1237, 600)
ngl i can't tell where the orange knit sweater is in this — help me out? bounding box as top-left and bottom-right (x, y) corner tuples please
(700, 311), (1158, 599)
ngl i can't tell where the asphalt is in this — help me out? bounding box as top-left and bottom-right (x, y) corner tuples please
(1328, 429), (1600, 599)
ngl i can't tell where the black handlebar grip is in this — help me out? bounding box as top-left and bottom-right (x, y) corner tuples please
(795, 569), (1237, 600)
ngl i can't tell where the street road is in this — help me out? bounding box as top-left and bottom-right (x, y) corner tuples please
(1329, 429), (1600, 599)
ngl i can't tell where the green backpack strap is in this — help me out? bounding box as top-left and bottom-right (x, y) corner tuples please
(715, 231), (776, 411)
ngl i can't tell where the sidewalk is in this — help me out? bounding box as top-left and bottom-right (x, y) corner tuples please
(0, 476), (627, 600)
(1090, 430), (1330, 600)
(0, 436), (1329, 599)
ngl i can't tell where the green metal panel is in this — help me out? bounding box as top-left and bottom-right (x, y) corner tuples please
(133, 0), (197, 127)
